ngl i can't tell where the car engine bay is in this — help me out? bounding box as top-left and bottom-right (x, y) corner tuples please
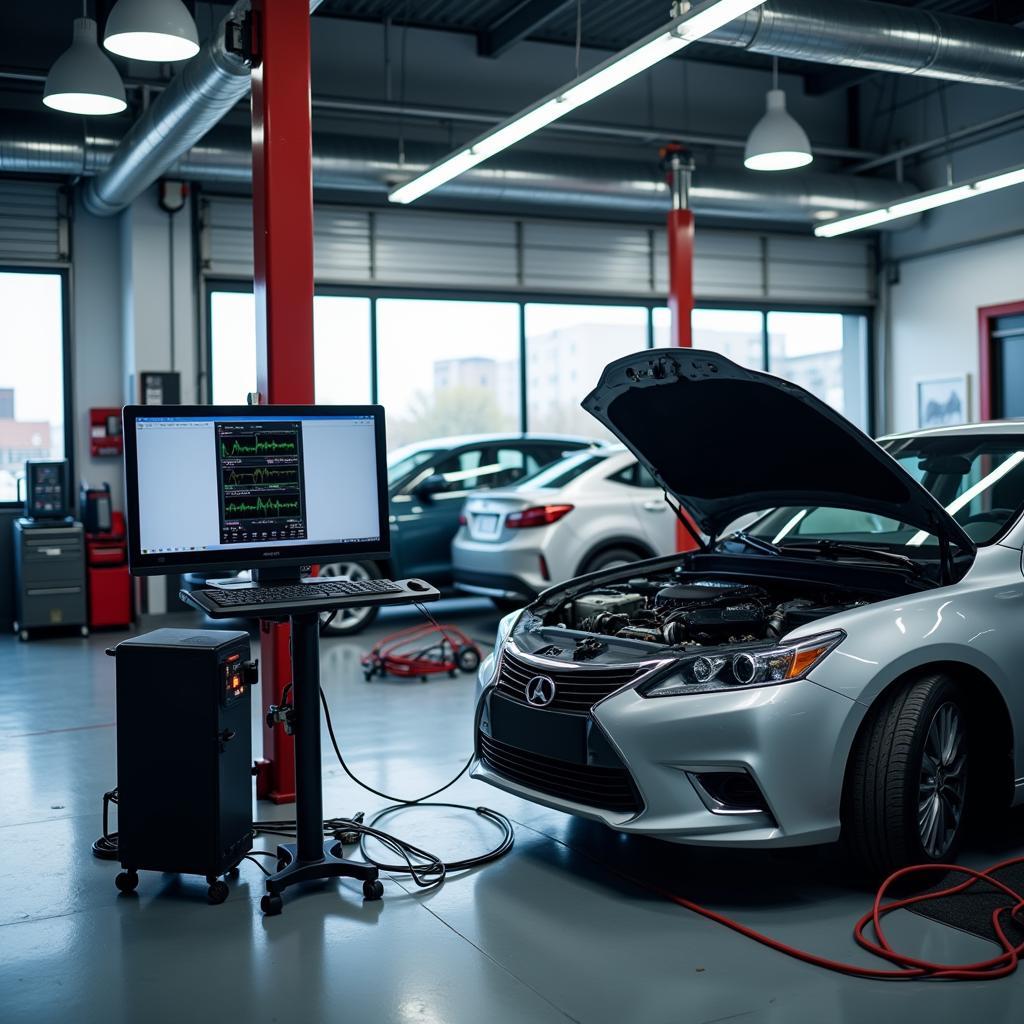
(543, 572), (872, 649)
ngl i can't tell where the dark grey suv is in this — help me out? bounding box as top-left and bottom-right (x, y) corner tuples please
(320, 433), (597, 635)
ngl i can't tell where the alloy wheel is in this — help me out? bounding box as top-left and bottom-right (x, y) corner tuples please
(917, 701), (968, 859)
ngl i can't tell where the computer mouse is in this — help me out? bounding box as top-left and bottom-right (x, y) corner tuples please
(407, 579), (431, 592)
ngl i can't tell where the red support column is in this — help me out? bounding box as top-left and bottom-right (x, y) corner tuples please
(667, 207), (695, 349)
(663, 147), (699, 552)
(249, 0), (315, 804)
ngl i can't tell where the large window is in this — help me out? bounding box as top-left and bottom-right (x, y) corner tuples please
(768, 311), (867, 427)
(653, 307), (764, 367)
(653, 306), (869, 429)
(209, 291), (372, 406)
(525, 303), (647, 439)
(208, 288), (872, 444)
(375, 299), (520, 448)
(0, 271), (67, 503)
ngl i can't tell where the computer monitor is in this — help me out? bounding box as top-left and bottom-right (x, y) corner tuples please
(122, 405), (390, 576)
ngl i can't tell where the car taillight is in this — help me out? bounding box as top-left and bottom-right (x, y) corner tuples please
(505, 504), (574, 529)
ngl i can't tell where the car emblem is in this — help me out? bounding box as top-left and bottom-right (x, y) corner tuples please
(525, 674), (556, 707)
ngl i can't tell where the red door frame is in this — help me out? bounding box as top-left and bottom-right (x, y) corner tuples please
(978, 299), (1024, 421)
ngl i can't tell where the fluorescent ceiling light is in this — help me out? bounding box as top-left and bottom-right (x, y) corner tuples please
(43, 17), (127, 116)
(816, 164), (1024, 237)
(389, 0), (768, 205)
(104, 0), (200, 62)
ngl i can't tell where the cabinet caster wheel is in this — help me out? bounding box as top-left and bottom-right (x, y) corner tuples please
(261, 893), (283, 916)
(81, 626), (89, 637)
(115, 870), (139, 894)
(19, 629), (28, 642)
(207, 880), (229, 905)
(362, 878), (384, 901)
(226, 866), (240, 879)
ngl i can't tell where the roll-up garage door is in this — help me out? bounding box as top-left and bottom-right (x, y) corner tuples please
(201, 195), (875, 306)
(0, 181), (68, 264)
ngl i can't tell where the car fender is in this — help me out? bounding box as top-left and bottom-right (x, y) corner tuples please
(804, 544), (1024, 783)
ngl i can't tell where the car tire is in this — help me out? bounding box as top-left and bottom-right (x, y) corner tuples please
(318, 560), (382, 637)
(578, 546), (643, 576)
(844, 673), (970, 878)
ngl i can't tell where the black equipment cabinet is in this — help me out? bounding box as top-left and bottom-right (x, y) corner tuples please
(12, 519), (87, 641)
(113, 628), (255, 903)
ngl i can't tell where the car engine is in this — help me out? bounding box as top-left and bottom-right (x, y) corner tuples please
(552, 575), (867, 648)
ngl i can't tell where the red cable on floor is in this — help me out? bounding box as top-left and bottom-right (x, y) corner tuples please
(645, 854), (1024, 981)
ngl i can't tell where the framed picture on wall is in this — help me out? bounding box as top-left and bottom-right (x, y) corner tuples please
(917, 376), (969, 429)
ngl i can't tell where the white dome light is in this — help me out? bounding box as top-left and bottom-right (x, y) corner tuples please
(744, 61), (813, 172)
(104, 0), (200, 62)
(43, 18), (127, 116)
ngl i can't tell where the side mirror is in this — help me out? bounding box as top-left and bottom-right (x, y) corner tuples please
(414, 474), (445, 501)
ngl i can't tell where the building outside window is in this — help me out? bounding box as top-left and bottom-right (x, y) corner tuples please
(375, 298), (520, 448)
(524, 303), (647, 439)
(0, 272), (66, 503)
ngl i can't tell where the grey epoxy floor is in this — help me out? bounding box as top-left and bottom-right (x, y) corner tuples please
(2, 600), (1023, 1023)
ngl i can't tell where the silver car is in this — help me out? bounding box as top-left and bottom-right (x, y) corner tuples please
(472, 348), (1024, 875)
(452, 446), (677, 607)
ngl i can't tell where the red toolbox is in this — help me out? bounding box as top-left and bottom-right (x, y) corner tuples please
(86, 511), (133, 629)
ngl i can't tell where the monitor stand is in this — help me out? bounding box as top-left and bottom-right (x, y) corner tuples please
(253, 566), (381, 915)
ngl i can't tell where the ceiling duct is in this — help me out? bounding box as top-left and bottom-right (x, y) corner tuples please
(0, 116), (912, 224)
(82, 0), (324, 217)
(704, 0), (1024, 88)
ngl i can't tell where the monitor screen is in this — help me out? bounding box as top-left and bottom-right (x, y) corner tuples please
(122, 405), (390, 575)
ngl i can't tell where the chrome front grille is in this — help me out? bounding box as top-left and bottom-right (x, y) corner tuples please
(495, 647), (649, 715)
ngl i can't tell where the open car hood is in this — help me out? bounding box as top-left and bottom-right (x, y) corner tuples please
(581, 349), (975, 554)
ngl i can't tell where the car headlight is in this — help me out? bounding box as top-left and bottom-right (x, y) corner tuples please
(641, 630), (845, 698)
(478, 609), (522, 691)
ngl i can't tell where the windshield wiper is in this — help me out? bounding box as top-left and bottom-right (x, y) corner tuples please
(779, 539), (923, 575)
(722, 530), (782, 556)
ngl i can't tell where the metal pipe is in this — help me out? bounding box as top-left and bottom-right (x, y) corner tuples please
(81, 0), (325, 217)
(704, 0), (1024, 89)
(851, 106), (1024, 173)
(0, 116), (914, 222)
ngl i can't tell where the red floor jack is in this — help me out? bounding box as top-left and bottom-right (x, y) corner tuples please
(361, 622), (482, 682)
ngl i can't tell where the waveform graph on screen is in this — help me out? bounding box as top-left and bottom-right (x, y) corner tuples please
(215, 420), (308, 546)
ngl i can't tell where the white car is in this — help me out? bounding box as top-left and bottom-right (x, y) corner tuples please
(452, 446), (677, 606)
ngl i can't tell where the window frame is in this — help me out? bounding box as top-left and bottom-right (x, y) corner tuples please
(0, 265), (74, 510)
(203, 278), (875, 437)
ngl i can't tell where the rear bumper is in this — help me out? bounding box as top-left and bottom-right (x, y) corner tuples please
(453, 567), (537, 602)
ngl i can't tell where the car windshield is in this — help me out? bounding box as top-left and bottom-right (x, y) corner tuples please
(740, 434), (1024, 551)
(386, 446), (442, 487)
(515, 449), (613, 490)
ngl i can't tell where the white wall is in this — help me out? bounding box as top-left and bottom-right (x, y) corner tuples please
(884, 234), (1024, 433)
(872, 80), (1024, 433)
(72, 194), (124, 497)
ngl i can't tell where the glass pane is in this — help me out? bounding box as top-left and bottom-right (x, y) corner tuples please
(376, 299), (520, 449)
(0, 272), (66, 503)
(525, 304), (647, 439)
(313, 297), (372, 404)
(210, 292), (256, 405)
(652, 307), (764, 368)
(209, 291), (372, 405)
(767, 311), (868, 428)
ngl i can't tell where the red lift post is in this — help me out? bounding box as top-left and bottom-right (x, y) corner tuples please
(250, 0), (316, 803)
(663, 147), (699, 553)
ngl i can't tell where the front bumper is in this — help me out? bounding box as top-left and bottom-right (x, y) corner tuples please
(472, 669), (866, 848)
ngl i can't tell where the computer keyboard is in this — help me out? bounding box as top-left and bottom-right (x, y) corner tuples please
(203, 579), (404, 607)
(180, 576), (439, 619)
